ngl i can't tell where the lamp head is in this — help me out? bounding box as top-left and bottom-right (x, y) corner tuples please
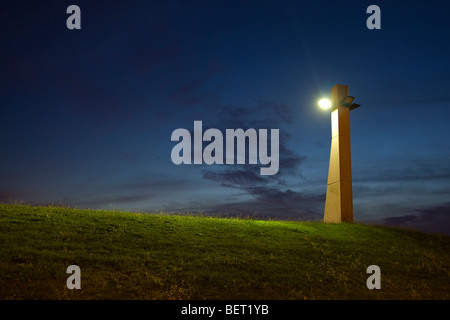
(318, 92), (361, 112)
(340, 96), (355, 107)
(318, 98), (332, 110)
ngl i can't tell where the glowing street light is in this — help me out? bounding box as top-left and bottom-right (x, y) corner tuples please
(318, 98), (332, 110)
(319, 85), (361, 223)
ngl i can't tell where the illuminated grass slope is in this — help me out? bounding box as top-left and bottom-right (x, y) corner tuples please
(0, 203), (449, 300)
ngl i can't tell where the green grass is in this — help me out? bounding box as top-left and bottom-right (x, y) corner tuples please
(0, 203), (449, 300)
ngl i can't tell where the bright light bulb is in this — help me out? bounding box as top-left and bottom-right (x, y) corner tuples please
(318, 98), (332, 110)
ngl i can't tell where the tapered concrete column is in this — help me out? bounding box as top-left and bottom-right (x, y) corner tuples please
(324, 85), (353, 223)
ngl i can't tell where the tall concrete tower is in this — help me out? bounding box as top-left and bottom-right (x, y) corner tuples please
(323, 84), (360, 223)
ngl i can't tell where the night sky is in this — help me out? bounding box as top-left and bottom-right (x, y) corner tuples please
(1, 0), (450, 235)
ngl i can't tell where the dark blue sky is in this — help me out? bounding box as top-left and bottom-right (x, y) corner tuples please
(1, 0), (450, 234)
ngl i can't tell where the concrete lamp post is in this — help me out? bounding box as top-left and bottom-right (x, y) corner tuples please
(319, 84), (361, 223)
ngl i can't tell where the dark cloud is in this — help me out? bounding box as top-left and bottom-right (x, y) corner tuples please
(201, 191), (325, 220)
(245, 186), (323, 204)
(202, 167), (266, 187)
(73, 193), (154, 208)
(354, 171), (450, 183)
(383, 215), (418, 226)
(278, 142), (306, 176)
(199, 100), (306, 175)
(382, 203), (450, 235)
(202, 155), (319, 219)
(416, 203), (450, 223)
(27, 175), (194, 210)
(197, 97), (314, 218)
(201, 153), (301, 191)
(353, 158), (450, 184)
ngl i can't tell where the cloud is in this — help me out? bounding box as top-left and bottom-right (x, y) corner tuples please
(22, 175), (195, 210)
(382, 202), (450, 235)
(202, 158), (321, 220)
(201, 148), (304, 191)
(194, 97), (319, 218)
(353, 157), (450, 185)
(73, 193), (154, 208)
(202, 167), (267, 187)
(278, 141), (306, 176)
(382, 215), (418, 226)
(416, 203), (450, 223)
(245, 186), (323, 204)
(200, 100), (306, 175)
(200, 190), (325, 220)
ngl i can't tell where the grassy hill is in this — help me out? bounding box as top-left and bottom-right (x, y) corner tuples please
(0, 203), (449, 300)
